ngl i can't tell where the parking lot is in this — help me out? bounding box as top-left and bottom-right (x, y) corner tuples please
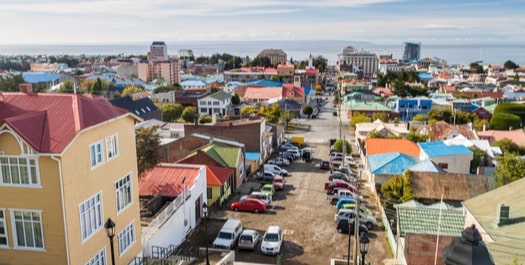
(183, 141), (390, 265)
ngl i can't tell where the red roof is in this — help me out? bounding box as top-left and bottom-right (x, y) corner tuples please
(365, 138), (421, 157)
(0, 92), (131, 153)
(139, 163), (200, 197)
(207, 165), (233, 186)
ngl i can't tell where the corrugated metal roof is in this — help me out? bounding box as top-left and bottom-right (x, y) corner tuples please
(21, 72), (62, 83)
(245, 152), (260, 161)
(419, 141), (472, 157)
(395, 200), (464, 236)
(410, 172), (492, 201)
(345, 99), (391, 111)
(365, 138), (420, 157)
(367, 152), (418, 175)
(204, 143), (239, 168)
(139, 163), (200, 197)
(207, 165), (233, 186)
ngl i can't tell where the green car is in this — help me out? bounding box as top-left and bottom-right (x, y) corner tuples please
(341, 203), (373, 216)
(261, 184), (275, 198)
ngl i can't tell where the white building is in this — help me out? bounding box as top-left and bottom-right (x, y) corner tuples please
(198, 91), (232, 116)
(336, 46), (378, 79)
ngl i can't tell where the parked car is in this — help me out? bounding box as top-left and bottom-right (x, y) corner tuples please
(326, 189), (361, 204)
(340, 203), (373, 216)
(257, 171), (277, 182)
(261, 184), (275, 197)
(272, 175), (286, 191)
(278, 151), (296, 161)
(248, 192), (272, 206)
(260, 226), (283, 255)
(320, 160), (331, 170)
(336, 218), (368, 235)
(329, 152), (344, 162)
(238, 229), (261, 251)
(213, 219), (243, 249)
(334, 209), (377, 229)
(264, 164), (288, 176)
(230, 197), (266, 213)
(335, 197), (357, 210)
(324, 179), (357, 193)
(328, 172), (356, 184)
(279, 143), (296, 151)
(267, 157), (290, 166)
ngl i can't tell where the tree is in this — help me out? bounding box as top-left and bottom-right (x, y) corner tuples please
(380, 171), (415, 202)
(489, 112), (522, 130)
(494, 153), (525, 187)
(302, 104), (314, 118)
(469, 146), (487, 174)
(0, 73), (25, 92)
(412, 114), (427, 122)
(199, 114), (212, 124)
(231, 93), (240, 105)
(350, 112), (371, 127)
(182, 107), (199, 123)
(136, 126), (161, 178)
(121, 85), (143, 96)
(372, 112), (389, 122)
(333, 138), (352, 154)
(504, 60), (519, 70)
(469, 62), (484, 73)
(161, 103), (184, 122)
(406, 127), (429, 143)
(492, 138), (521, 155)
(241, 106), (257, 115)
(57, 80), (76, 93)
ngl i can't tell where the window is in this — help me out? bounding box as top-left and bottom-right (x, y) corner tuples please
(207, 187), (212, 199)
(438, 163), (449, 170)
(79, 193), (103, 241)
(0, 209), (7, 247)
(118, 221), (136, 255)
(106, 134), (119, 160)
(11, 209), (44, 250)
(86, 247), (106, 265)
(0, 156), (39, 186)
(89, 142), (103, 168)
(116, 174), (132, 213)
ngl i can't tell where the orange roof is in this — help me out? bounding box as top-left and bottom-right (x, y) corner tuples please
(244, 87), (283, 100)
(139, 163), (200, 197)
(207, 165), (234, 186)
(478, 130), (525, 146)
(365, 138), (420, 157)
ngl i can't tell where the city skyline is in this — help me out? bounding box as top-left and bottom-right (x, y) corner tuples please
(1, 0), (524, 46)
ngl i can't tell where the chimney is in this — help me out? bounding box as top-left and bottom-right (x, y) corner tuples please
(497, 204), (510, 226)
(19, 83), (33, 94)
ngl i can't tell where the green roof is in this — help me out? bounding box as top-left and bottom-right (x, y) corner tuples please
(204, 143), (239, 168)
(209, 91), (231, 101)
(463, 177), (525, 265)
(345, 99), (391, 112)
(395, 200), (464, 236)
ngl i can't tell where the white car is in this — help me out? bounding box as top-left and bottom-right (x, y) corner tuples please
(268, 157), (290, 166)
(260, 226), (283, 255)
(334, 208), (377, 230)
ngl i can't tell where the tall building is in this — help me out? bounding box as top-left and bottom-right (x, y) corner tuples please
(257, 49), (287, 66)
(402, 42), (421, 62)
(149, 41), (168, 61)
(137, 60), (181, 86)
(0, 84), (142, 264)
(336, 46), (378, 79)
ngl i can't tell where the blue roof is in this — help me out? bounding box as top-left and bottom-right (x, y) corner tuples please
(245, 79), (282, 87)
(418, 72), (433, 81)
(245, 152), (260, 161)
(367, 152), (418, 175)
(22, 72), (62, 83)
(408, 159), (442, 173)
(418, 141), (473, 157)
(180, 80), (207, 86)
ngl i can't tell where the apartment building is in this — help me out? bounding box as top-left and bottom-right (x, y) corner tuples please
(137, 60), (181, 86)
(149, 41), (168, 61)
(336, 46), (379, 80)
(0, 84), (142, 265)
(257, 49), (287, 66)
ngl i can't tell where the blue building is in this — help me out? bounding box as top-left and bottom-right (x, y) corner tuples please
(393, 97), (433, 121)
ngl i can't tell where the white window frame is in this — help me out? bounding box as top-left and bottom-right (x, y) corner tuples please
(89, 141), (104, 169)
(79, 192), (103, 242)
(106, 134), (119, 161)
(115, 173), (133, 214)
(86, 247), (107, 265)
(0, 209), (8, 248)
(0, 156), (40, 187)
(118, 221), (136, 256)
(10, 209), (45, 250)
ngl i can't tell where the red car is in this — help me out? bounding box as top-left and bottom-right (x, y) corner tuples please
(230, 197), (266, 213)
(324, 179), (357, 193)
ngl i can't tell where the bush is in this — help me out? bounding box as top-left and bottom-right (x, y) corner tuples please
(489, 112), (522, 130)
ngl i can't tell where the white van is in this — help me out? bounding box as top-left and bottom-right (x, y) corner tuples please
(249, 191), (272, 206)
(212, 219), (243, 249)
(264, 164), (288, 176)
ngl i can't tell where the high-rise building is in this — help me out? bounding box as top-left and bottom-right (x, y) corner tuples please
(257, 49), (287, 66)
(402, 42), (421, 62)
(149, 41), (168, 61)
(336, 46), (378, 79)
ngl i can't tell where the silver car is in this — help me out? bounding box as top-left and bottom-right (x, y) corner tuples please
(237, 229), (260, 250)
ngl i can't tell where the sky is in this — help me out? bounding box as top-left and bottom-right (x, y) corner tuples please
(1, 0), (524, 45)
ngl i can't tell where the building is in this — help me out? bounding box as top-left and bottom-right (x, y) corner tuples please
(402, 42), (421, 62)
(197, 91), (232, 116)
(0, 84), (142, 264)
(149, 41), (168, 61)
(257, 49), (287, 66)
(336, 46), (379, 80)
(137, 59), (181, 86)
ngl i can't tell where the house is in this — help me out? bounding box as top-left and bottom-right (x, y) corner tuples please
(242, 86), (283, 103)
(477, 129), (525, 146)
(206, 165), (235, 207)
(393, 97), (433, 121)
(355, 120), (410, 141)
(278, 98), (304, 118)
(138, 163), (206, 257)
(0, 85), (142, 264)
(197, 91), (232, 116)
(345, 99), (393, 120)
(365, 138), (421, 157)
(462, 177), (525, 264)
(366, 152), (441, 185)
(282, 83), (306, 104)
(418, 141), (473, 174)
(180, 79), (207, 90)
(109, 91), (161, 121)
(417, 120), (478, 142)
(444, 135), (500, 167)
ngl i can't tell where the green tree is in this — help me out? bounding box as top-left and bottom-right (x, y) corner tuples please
(136, 126), (161, 178)
(489, 112), (522, 130)
(231, 93), (240, 105)
(469, 146), (488, 174)
(302, 104), (314, 118)
(504, 60), (519, 70)
(241, 106), (257, 115)
(57, 80), (76, 93)
(161, 103), (184, 122)
(372, 112), (389, 122)
(469, 62), (484, 73)
(263, 103), (282, 123)
(121, 85), (143, 96)
(380, 171), (415, 202)
(350, 112), (372, 127)
(492, 138), (521, 155)
(412, 114), (427, 122)
(333, 138), (352, 154)
(0, 73), (25, 92)
(494, 153), (525, 187)
(406, 127), (429, 143)
(182, 107), (199, 123)
(199, 114), (212, 124)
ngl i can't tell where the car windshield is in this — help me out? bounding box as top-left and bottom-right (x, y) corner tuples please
(274, 179), (283, 183)
(264, 233), (279, 242)
(218, 232), (233, 239)
(240, 235), (253, 241)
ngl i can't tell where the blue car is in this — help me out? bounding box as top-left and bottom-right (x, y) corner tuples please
(335, 197), (357, 210)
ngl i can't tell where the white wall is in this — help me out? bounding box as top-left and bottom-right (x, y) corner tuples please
(428, 153), (472, 174)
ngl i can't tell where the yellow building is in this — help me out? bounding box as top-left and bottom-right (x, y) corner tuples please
(0, 85), (142, 264)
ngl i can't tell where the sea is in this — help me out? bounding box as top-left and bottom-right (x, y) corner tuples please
(1, 40), (524, 67)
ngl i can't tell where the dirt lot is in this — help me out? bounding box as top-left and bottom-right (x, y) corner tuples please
(182, 141), (391, 265)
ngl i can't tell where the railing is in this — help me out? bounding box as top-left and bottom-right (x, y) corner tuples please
(142, 196), (184, 241)
(174, 247), (200, 261)
(152, 244), (177, 259)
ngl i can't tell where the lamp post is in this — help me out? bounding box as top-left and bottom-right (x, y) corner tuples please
(359, 232), (370, 265)
(104, 218), (116, 265)
(202, 203), (210, 265)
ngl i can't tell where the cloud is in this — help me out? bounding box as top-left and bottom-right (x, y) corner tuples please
(416, 24), (470, 30)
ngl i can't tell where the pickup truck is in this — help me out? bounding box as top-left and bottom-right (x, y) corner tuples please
(326, 189), (360, 204)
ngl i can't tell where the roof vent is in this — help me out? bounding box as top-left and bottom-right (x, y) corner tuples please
(497, 203), (510, 226)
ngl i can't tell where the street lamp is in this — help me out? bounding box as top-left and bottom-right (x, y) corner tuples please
(202, 203), (210, 265)
(104, 218), (116, 265)
(359, 232), (370, 265)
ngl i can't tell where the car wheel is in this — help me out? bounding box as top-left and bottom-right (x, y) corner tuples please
(254, 208), (260, 213)
(366, 222), (374, 230)
(337, 228), (343, 233)
(233, 207), (239, 211)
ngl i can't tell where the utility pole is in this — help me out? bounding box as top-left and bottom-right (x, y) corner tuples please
(353, 169), (361, 265)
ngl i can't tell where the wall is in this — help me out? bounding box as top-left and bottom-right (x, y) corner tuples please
(429, 153), (472, 174)
(404, 233), (454, 265)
